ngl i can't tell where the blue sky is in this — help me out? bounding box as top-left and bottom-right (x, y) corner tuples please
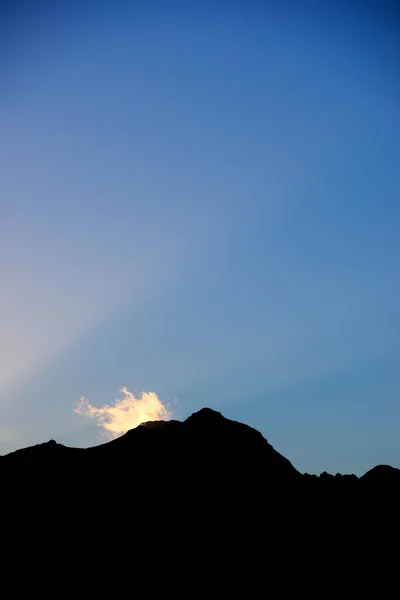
(1, 1), (399, 474)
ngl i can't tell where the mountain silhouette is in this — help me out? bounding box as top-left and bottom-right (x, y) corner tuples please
(1, 407), (398, 588)
(0, 408), (299, 484)
(1, 407), (398, 488)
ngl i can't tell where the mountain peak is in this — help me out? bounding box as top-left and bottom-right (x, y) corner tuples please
(185, 407), (224, 424)
(361, 464), (400, 482)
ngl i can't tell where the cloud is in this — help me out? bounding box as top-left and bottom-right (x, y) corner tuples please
(74, 387), (173, 439)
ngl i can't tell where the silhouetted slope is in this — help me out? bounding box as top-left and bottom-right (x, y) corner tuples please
(0, 408), (398, 490)
(360, 464), (400, 483)
(1, 406), (399, 591)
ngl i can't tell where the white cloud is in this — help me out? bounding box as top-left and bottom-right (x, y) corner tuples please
(74, 387), (173, 438)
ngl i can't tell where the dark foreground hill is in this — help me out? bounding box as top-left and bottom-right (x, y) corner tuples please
(1, 408), (398, 589)
(1, 407), (398, 490)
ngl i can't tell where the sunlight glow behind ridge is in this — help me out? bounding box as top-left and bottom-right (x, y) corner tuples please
(74, 387), (173, 438)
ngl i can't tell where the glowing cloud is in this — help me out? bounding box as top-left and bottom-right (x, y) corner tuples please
(74, 387), (173, 439)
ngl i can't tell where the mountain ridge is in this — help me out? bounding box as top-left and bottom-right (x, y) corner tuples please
(1, 406), (399, 576)
(0, 407), (398, 482)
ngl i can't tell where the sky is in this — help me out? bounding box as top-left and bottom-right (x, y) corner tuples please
(0, 0), (399, 475)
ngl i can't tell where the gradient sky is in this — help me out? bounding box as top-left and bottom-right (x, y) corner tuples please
(1, 1), (399, 475)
